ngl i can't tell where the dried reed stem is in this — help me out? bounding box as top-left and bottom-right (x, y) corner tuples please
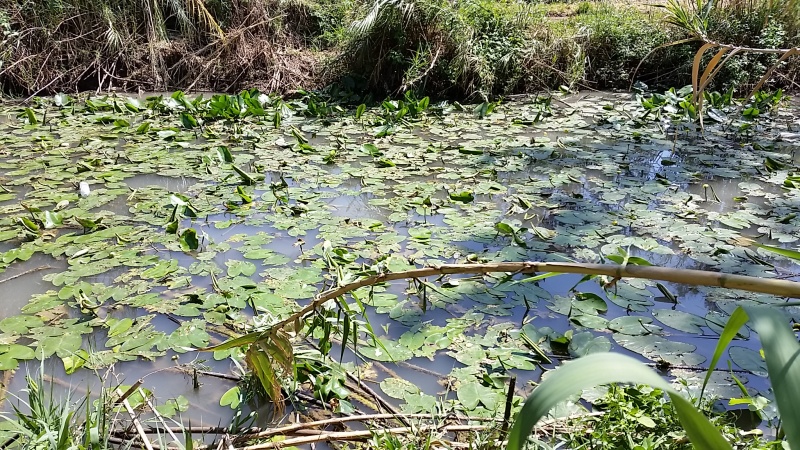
(274, 262), (800, 331)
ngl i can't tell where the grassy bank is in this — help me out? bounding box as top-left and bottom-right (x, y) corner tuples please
(0, 0), (799, 99)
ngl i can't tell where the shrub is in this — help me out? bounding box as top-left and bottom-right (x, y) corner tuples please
(574, 5), (693, 89)
(338, 0), (542, 97)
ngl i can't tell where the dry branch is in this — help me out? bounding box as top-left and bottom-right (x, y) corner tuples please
(115, 386), (155, 450)
(139, 387), (182, 445)
(0, 265), (53, 284)
(235, 412), (501, 441)
(237, 424), (491, 450)
(273, 262), (800, 331)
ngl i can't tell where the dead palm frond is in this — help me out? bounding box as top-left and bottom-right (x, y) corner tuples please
(181, 0), (225, 40)
(634, 0), (799, 125)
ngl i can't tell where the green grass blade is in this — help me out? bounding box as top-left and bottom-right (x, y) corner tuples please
(752, 243), (800, 261)
(701, 306), (749, 399)
(515, 272), (564, 284)
(200, 331), (264, 351)
(506, 353), (732, 450)
(746, 306), (800, 449)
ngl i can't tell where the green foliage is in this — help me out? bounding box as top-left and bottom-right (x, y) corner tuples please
(1, 372), (113, 450)
(575, 5), (691, 88)
(340, 0), (542, 96)
(567, 385), (692, 450)
(507, 303), (800, 450)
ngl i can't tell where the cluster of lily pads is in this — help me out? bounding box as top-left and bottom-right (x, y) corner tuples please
(0, 88), (797, 422)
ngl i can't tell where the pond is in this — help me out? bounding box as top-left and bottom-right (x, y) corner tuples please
(0, 90), (797, 441)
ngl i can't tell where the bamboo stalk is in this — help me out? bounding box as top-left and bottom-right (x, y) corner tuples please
(272, 262), (800, 331)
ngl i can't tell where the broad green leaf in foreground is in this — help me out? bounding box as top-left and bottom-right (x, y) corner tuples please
(703, 305), (800, 450)
(506, 352), (732, 450)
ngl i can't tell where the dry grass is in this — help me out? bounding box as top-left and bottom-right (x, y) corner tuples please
(0, 0), (325, 95)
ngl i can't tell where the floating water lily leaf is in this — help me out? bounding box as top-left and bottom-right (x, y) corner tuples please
(408, 227), (431, 242)
(570, 314), (608, 329)
(360, 144), (381, 157)
(729, 346), (768, 376)
(569, 332), (611, 357)
(614, 335), (705, 366)
(574, 292), (608, 313)
(220, 387), (241, 409)
(0, 344), (36, 370)
(142, 259), (179, 279)
(652, 309), (707, 334)
(0, 315), (43, 335)
(359, 338), (413, 362)
(180, 228), (199, 251)
(227, 260), (257, 277)
(155, 395), (189, 418)
(449, 191), (474, 203)
(380, 377), (419, 400)
(62, 349), (89, 374)
(457, 381), (498, 411)
(608, 316), (661, 335)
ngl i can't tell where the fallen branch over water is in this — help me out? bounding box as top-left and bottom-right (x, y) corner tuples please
(234, 412), (502, 441)
(238, 424), (492, 450)
(274, 261), (800, 330)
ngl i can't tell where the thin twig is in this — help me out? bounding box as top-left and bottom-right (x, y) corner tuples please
(344, 372), (409, 426)
(113, 379), (143, 405)
(114, 426), (243, 436)
(236, 424), (491, 450)
(0, 265), (53, 284)
(397, 360), (447, 378)
(235, 413), (500, 441)
(139, 387), (182, 445)
(115, 387), (155, 450)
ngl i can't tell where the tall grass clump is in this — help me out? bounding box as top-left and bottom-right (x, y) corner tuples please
(339, 0), (545, 97)
(573, 5), (693, 89)
(0, 371), (113, 449)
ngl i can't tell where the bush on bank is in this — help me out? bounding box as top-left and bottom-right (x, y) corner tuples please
(0, 0), (798, 98)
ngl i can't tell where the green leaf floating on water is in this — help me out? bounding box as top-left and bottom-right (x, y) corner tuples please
(449, 191), (474, 203)
(614, 334), (705, 366)
(142, 259), (179, 279)
(0, 344), (36, 370)
(62, 349), (89, 374)
(220, 386), (241, 409)
(652, 309), (707, 334)
(180, 228), (199, 251)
